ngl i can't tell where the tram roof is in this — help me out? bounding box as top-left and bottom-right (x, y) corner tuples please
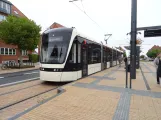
(75, 29), (113, 48)
(43, 27), (73, 34)
(44, 28), (121, 51)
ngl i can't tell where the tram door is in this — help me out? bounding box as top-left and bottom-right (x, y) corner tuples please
(82, 46), (88, 77)
(103, 50), (107, 69)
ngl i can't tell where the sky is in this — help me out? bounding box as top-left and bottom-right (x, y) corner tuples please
(10, 0), (161, 55)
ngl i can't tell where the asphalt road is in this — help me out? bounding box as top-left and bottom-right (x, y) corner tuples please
(0, 69), (40, 85)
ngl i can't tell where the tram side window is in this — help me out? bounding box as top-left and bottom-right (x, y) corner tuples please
(68, 43), (76, 63)
(103, 50), (106, 62)
(113, 51), (115, 61)
(109, 49), (112, 61)
(113, 51), (116, 61)
(91, 45), (101, 63)
(88, 45), (92, 64)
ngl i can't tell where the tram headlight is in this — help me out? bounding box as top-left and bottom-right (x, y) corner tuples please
(53, 69), (62, 72)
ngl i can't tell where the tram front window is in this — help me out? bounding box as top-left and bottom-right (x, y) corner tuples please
(41, 30), (72, 64)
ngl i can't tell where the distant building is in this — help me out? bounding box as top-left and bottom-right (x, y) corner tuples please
(0, 0), (32, 64)
(149, 45), (161, 51)
(38, 22), (65, 55)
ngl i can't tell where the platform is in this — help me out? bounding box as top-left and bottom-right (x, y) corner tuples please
(10, 62), (161, 120)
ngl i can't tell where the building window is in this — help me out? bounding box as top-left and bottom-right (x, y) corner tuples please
(0, 1), (2, 9)
(14, 11), (18, 15)
(6, 4), (10, 13)
(0, 48), (16, 55)
(13, 49), (16, 55)
(0, 48), (4, 55)
(9, 48), (12, 55)
(22, 50), (28, 56)
(5, 48), (8, 55)
(0, 1), (11, 14)
(0, 15), (6, 21)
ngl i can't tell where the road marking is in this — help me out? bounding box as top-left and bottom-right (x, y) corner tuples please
(24, 72), (39, 75)
(0, 77), (40, 88)
(24, 73), (32, 75)
(0, 77), (4, 79)
(31, 72), (39, 73)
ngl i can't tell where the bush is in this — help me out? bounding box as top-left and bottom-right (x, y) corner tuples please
(28, 54), (39, 63)
(123, 52), (126, 57)
(140, 55), (145, 58)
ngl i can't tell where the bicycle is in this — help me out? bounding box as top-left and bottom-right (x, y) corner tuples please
(1, 63), (9, 70)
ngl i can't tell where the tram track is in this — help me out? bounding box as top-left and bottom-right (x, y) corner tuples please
(0, 80), (42, 95)
(0, 82), (65, 111)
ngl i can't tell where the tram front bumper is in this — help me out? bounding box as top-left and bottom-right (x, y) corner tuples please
(40, 71), (62, 82)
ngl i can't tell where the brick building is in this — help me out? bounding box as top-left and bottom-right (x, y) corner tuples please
(38, 22), (65, 55)
(0, 0), (32, 64)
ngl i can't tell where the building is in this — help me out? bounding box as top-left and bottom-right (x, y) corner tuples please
(0, 0), (32, 64)
(38, 22), (65, 55)
(149, 45), (161, 51)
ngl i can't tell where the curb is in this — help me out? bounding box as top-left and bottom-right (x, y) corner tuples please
(0, 77), (40, 88)
(0, 68), (39, 75)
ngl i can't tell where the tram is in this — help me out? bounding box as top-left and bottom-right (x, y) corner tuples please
(40, 27), (123, 82)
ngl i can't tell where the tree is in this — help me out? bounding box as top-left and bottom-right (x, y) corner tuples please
(123, 52), (126, 57)
(0, 15), (41, 66)
(28, 54), (39, 63)
(140, 55), (145, 59)
(146, 49), (161, 58)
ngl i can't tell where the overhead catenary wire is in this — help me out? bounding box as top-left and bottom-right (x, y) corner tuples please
(71, 1), (105, 33)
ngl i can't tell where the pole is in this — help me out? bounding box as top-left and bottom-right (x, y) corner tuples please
(116, 50), (117, 65)
(112, 47), (113, 67)
(130, 0), (137, 88)
(104, 34), (112, 44)
(125, 61), (128, 88)
(101, 42), (103, 70)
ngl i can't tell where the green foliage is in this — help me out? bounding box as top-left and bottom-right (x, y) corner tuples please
(28, 54), (39, 63)
(0, 15), (41, 50)
(140, 55), (145, 58)
(123, 52), (126, 57)
(146, 49), (161, 58)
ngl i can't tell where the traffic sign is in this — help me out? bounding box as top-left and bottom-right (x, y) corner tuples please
(144, 29), (161, 37)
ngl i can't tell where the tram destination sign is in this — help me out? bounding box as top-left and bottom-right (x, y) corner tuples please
(144, 29), (161, 37)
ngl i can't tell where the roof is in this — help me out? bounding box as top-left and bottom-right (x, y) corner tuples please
(1, 0), (12, 5)
(49, 22), (65, 29)
(11, 4), (27, 18)
(42, 22), (65, 34)
(149, 45), (161, 51)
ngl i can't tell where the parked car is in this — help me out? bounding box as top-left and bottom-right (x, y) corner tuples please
(148, 58), (154, 61)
